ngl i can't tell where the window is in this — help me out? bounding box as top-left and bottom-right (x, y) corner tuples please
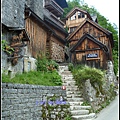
(78, 11), (85, 19)
(70, 13), (76, 20)
(78, 11), (81, 18)
(70, 27), (77, 33)
(81, 13), (85, 18)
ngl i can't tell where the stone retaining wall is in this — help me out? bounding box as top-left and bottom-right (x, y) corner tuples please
(2, 83), (66, 120)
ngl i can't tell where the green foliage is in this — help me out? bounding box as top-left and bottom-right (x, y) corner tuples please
(36, 55), (48, 72)
(81, 100), (90, 106)
(36, 55), (59, 72)
(2, 70), (62, 86)
(65, 114), (72, 120)
(2, 39), (14, 54)
(73, 66), (105, 96)
(68, 63), (74, 71)
(112, 50), (118, 75)
(49, 70), (62, 85)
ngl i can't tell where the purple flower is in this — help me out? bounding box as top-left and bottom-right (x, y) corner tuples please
(40, 101), (46, 105)
(48, 101), (54, 105)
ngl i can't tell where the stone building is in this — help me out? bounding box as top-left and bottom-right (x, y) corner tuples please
(2, 0), (68, 76)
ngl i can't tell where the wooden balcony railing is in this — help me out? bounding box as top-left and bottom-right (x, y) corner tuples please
(44, 0), (64, 17)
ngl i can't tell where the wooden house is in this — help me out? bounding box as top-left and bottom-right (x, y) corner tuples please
(25, 0), (68, 63)
(65, 7), (93, 34)
(65, 8), (114, 69)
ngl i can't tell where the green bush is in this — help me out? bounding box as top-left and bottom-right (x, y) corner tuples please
(73, 66), (105, 96)
(81, 101), (90, 106)
(36, 55), (59, 72)
(50, 70), (62, 85)
(68, 63), (74, 71)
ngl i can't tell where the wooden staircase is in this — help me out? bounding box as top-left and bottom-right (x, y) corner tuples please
(58, 65), (96, 120)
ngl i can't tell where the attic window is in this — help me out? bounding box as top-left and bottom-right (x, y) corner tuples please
(78, 11), (81, 18)
(82, 13), (85, 18)
(70, 27), (77, 33)
(78, 11), (85, 18)
(70, 13), (76, 20)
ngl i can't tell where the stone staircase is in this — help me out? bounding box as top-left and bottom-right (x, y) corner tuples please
(58, 64), (96, 120)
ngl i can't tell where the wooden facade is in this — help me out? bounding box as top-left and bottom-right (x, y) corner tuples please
(25, 9), (48, 58)
(66, 8), (114, 69)
(65, 7), (92, 33)
(25, 5), (67, 62)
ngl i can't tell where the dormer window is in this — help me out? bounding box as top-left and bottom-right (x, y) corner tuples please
(78, 11), (81, 18)
(70, 13), (76, 20)
(82, 13), (85, 18)
(78, 11), (85, 18)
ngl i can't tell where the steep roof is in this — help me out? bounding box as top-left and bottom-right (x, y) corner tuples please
(67, 18), (114, 47)
(70, 33), (109, 53)
(66, 7), (92, 20)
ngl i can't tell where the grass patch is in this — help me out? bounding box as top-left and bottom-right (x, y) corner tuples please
(2, 70), (62, 86)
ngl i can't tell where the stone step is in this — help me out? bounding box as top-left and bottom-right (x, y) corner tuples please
(70, 106), (91, 110)
(63, 80), (76, 84)
(66, 86), (78, 89)
(62, 82), (76, 85)
(69, 101), (83, 106)
(61, 70), (72, 74)
(66, 91), (81, 95)
(62, 78), (75, 81)
(62, 76), (74, 80)
(66, 87), (79, 91)
(71, 110), (89, 116)
(58, 66), (68, 70)
(62, 80), (76, 83)
(63, 83), (76, 86)
(80, 118), (94, 120)
(67, 94), (82, 98)
(67, 98), (84, 102)
(72, 113), (96, 120)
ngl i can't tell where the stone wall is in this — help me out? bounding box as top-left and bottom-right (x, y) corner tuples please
(2, 30), (25, 77)
(106, 60), (117, 86)
(82, 61), (117, 111)
(2, 83), (66, 120)
(83, 79), (105, 110)
(2, 0), (25, 27)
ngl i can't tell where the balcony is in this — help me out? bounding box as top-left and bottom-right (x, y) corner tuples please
(44, 0), (64, 17)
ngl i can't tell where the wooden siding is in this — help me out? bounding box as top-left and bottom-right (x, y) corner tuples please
(70, 22), (109, 48)
(25, 17), (66, 62)
(25, 18), (47, 58)
(70, 36), (108, 69)
(48, 24), (66, 39)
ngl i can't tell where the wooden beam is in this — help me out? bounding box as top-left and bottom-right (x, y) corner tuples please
(75, 48), (101, 52)
(86, 57), (100, 60)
